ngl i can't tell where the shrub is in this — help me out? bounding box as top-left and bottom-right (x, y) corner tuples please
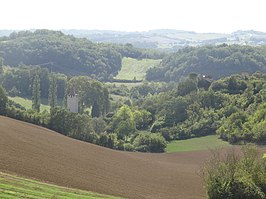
(133, 133), (167, 153)
(202, 146), (266, 199)
(124, 143), (134, 152)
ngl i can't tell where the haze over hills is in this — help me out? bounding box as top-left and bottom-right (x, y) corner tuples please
(1, 29), (266, 51)
(62, 29), (266, 51)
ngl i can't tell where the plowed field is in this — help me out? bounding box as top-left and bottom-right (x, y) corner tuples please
(0, 116), (222, 198)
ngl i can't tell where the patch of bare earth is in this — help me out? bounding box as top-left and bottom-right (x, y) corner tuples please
(2, 116), (258, 199)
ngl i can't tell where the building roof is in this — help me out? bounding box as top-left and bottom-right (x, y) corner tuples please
(68, 88), (78, 97)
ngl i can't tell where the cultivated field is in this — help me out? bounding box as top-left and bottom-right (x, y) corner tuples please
(1, 116), (259, 199)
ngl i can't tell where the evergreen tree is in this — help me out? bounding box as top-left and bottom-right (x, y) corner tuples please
(0, 57), (3, 74)
(49, 75), (57, 109)
(0, 85), (8, 115)
(32, 74), (41, 112)
(91, 101), (101, 117)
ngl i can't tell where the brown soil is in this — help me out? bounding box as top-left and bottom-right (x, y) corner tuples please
(1, 116), (261, 199)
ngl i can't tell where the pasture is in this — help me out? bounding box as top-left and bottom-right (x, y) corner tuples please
(115, 57), (161, 80)
(166, 135), (230, 153)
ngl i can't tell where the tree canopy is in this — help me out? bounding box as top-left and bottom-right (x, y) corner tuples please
(146, 44), (266, 81)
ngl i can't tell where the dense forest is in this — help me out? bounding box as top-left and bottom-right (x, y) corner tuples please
(0, 30), (163, 80)
(146, 44), (266, 81)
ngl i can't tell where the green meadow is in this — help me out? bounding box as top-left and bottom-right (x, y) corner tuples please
(9, 96), (50, 112)
(115, 57), (161, 80)
(166, 135), (230, 153)
(0, 172), (120, 199)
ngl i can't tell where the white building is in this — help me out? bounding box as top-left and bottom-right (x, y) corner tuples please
(67, 90), (79, 113)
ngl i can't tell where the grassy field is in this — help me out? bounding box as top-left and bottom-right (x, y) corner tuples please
(166, 135), (230, 153)
(9, 96), (51, 112)
(0, 172), (120, 199)
(115, 57), (161, 80)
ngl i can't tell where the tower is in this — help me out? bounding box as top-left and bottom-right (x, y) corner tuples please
(67, 89), (79, 113)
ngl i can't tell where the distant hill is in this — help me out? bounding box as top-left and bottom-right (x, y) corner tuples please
(146, 44), (266, 81)
(0, 30), (121, 79)
(0, 30), (163, 80)
(61, 29), (266, 51)
(1, 29), (266, 52)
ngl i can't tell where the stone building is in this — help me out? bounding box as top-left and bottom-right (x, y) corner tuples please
(67, 90), (79, 113)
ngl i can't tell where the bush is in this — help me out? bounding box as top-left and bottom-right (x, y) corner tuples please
(202, 146), (266, 199)
(134, 145), (149, 152)
(159, 128), (173, 141)
(133, 133), (167, 153)
(124, 143), (134, 151)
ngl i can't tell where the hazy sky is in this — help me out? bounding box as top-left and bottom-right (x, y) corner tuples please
(1, 0), (265, 33)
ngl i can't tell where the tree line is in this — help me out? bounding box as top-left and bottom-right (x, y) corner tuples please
(146, 44), (266, 82)
(0, 66), (66, 99)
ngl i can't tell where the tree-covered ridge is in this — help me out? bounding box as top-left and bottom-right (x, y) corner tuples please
(0, 30), (163, 81)
(146, 44), (266, 81)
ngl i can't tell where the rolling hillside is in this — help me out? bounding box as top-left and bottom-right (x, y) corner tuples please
(0, 116), (207, 199)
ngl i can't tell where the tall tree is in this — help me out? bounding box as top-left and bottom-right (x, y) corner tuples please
(49, 74), (57, 109)
(112, 105), (136, 140)
(0, 85), (8, 115)
(0, 57), (3, 74)
(91, 101), (101, 117)
(32, 74), (41, 112)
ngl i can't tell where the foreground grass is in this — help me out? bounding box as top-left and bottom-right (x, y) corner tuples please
(166, 135), (230, 153)
(0, 172), (120, 199)
(9, 97), (51, 112)
(115, 57), (161, 80)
